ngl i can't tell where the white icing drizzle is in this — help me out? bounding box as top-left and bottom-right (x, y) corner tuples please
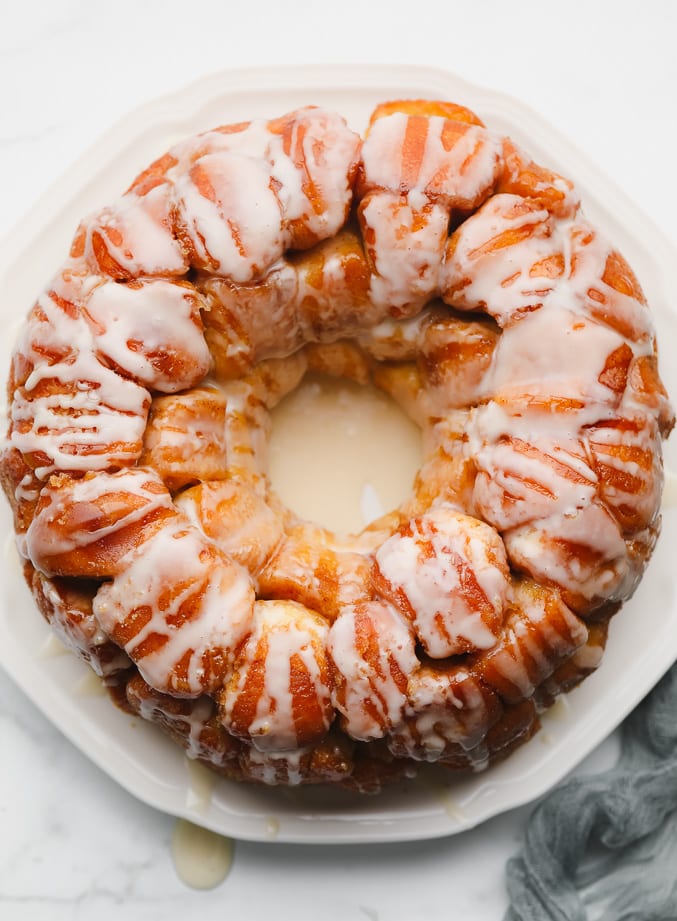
(359, 113), (501, 315)
(182, 698), (220, 761)
(504, 502), (635, 603)
(267, 107), (360, 244)
(219, 378), (271, 477)
(543, 695), (570, 723)
(426, 780), (470, 822)
(72, 670), (107, 697)
(25, 468), (174, 564)
(587, 416), (662, 527)
(390, 667), (495, 761)
(441, 193), (556, 323)
(375, 505), (509, 656)
(14, 472), (40, 504)
(168, 108), (360, 247)
(176, 152), (286, 280)
(474, 581), (588, 702)
(243, 746), (308, 786)
(360, 193), (448, 312)
(93, 521), (255, 696)
(569, 637), (605, 671)
(222, 599), (331, 751)
(32, 571), (131, 676)
(472, 433), (598, 531)
(358, 310), (431, 362)
(170, 120), (272, 164)
(184, 758), (218, 813)
(171, 107), (359, 278)
(84, 278), (211, 392)
(130, 682), (236, 769)
(10, 280), (151, 477)
(481, 308), (633, 425)
(328, 601), (418, 741)
(361, 113), (500, 209)
(139, 387), (228, 488)
(83, 183), (188, 278)
(8, 107), (358, 484)
(437, 191), (667, 605)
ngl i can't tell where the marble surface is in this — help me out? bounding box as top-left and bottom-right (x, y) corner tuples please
(1, 1), (676, 918)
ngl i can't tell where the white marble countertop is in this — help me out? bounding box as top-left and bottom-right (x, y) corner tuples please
(1, 1), (676, 918)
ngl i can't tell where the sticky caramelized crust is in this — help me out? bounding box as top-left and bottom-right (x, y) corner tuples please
(0, 446), (41, 535)
(125, 673), (243, 768)
(177, 477), (285, 579)
(367, 98), (486, 128)
(468, 580), (588, 704)
(1, 97), (672, 791)
(258, 522), (375, 621)
(140, 387), (228, 491)
(26, 562), (131, 678)
(496, 137), (579, 217)
(387, 664), (503, 762)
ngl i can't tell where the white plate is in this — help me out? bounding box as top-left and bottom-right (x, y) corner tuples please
(1, 64), (677, 845)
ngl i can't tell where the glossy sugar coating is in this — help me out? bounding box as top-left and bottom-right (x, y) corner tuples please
(1, 99), (673, 791)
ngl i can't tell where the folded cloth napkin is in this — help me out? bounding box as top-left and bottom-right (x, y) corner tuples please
(505, 662), (677, 920)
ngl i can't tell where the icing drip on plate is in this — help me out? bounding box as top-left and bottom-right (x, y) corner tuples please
(170, 820), (234, 890)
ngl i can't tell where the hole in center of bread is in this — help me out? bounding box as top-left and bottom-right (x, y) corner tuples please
(268, 372), (422, 537)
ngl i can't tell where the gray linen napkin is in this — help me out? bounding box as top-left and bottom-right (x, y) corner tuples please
(505, 663), (677, 920)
